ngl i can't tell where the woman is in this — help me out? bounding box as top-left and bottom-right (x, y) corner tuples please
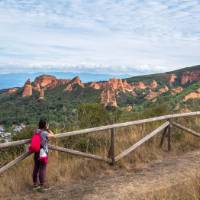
(32, 118), (55, 190)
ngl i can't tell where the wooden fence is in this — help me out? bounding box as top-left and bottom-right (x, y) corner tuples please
(1, 111), (200, 175)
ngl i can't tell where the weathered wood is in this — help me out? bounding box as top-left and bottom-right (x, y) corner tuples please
(160, 126), (169, 148)
(48, 144), (111, 163)
(172, 122), (200, 137)
(1, 111), (200, 149)
(0, 139), (30, 149)
(54, 111), (200, 138)
(0, 151), (31, 175)
(115, 121), (170, 162)
(108, 128), (115, 165)
(168, 122), (172, 151)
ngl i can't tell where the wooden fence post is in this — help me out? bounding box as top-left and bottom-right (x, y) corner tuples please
(168, 120), (172, 151)
(0, 152), (31, 175)
(160, 126), (168, 148)
(108, 128), (115, 165)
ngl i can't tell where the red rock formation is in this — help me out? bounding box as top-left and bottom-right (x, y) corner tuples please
(7, 88), (18, 94)
(159, 85), (169, 93)
(34, 83), (41, 92)
(38, 87), (45, 100)
(183, 88), (200, 101)
(101, 87), (117, 107)
(181, 71), (200, 85)
(89, 78), (135, 93)
(22, 79), (32, 97)
(145, 85), (169, 100)
(89, 82), (101, 90)
(134, 81), (146, 90)
(171, 87), (183, 95)
(122, 80), (135, 92)
(64, 76), (84, 92)
(98, 79), (137, 107)
(65, 84), (73, 92)
(106, 79), (125, 91)
(69, 76), (84, 87)
(88, 78), (136, 106)
(34, 75), (70, 90)
(34, 75), (57, 88)
(150, 80), (158, 89)
(145, 91), (159, 100)
(168, 74), (177, 84)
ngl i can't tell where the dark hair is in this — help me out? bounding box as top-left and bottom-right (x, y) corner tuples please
(38, 118), (48, 129)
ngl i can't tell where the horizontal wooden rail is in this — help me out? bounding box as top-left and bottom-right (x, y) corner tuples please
(0, 139), (30, 149)
(1, 111), (200, 175)
(172, 122), (200, 137)
(1, 111), (200, 149)
(115, 121), (170, 162)
(48, 144), (111, 163)
(51, 111), (200, 138)
(0, 152), (31, 175)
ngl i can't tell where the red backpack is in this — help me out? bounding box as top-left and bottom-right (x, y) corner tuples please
(29, 131), (41, 153)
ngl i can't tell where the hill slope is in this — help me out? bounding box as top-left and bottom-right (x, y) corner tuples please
(5, 150), (200, 200)
(1, 65), (200, 126)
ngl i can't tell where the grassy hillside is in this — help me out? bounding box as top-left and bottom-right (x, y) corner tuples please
(126, 65), (200, 83)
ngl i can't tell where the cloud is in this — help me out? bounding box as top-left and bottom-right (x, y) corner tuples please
(0, 0), (200, 75)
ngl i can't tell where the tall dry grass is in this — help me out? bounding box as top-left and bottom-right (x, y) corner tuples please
(1, 116), (200, 198)
(143, 172), (200, 200)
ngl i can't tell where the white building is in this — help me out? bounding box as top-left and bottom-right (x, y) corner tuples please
(13, 123), (26, 133)
(0, 132), (12, 142)
(0, 125), (5, 133)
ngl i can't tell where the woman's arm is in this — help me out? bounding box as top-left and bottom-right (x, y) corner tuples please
(47, 129), (56, 138)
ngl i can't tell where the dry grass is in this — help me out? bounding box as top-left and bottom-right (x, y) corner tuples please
(1, 117), (200, 199)
(143, 173), (200, 200)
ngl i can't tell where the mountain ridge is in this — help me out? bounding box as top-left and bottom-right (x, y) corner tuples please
(1, 65), (200, 125)
(12, 65), (200, 107)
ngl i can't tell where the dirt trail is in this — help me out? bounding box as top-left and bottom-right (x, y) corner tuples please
(3, 150), (200, 200)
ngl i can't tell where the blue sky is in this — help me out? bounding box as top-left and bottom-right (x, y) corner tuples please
(0, 0), (200, 75)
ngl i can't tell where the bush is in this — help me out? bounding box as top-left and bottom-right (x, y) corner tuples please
(77, 103), (110, 128)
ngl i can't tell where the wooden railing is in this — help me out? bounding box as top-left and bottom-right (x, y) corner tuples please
(1, 111), (200, 175)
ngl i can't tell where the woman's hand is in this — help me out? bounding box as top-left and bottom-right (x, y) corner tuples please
(47, 129), (56, 138)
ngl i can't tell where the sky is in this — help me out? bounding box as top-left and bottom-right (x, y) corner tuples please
(0, 0), (200, 75)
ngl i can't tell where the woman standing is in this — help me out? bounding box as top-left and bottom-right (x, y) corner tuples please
(32, 118), (55, 190)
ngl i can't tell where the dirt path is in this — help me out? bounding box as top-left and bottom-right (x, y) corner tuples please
(4, 150), (200, 200)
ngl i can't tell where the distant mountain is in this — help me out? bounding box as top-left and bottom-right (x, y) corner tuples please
(0, 65), (200, 126)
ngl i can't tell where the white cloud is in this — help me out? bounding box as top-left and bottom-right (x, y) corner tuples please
(0, 0), (200, 75)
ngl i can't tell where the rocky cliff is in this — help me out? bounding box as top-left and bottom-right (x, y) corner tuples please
(167, 74), (177, 84)
(181, 71), (200, 85)
(17, 65), (200, 107)
(34, 75), (57, 88)
(134, 81), (147, 90)
(150, 80), (158, 89)
(183, 88), (200, 101)
(22, 79), (32, 97)
(7, 88), (18, 94)
(101, 87), (117, 107)
(64, 76), (84, 92)
(89, 78), (135, 92)
(34, 75), (70, 91)
(171, 87), (183, 95)
(38, 87), (45, 100)
(89, 78), (136, 107)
